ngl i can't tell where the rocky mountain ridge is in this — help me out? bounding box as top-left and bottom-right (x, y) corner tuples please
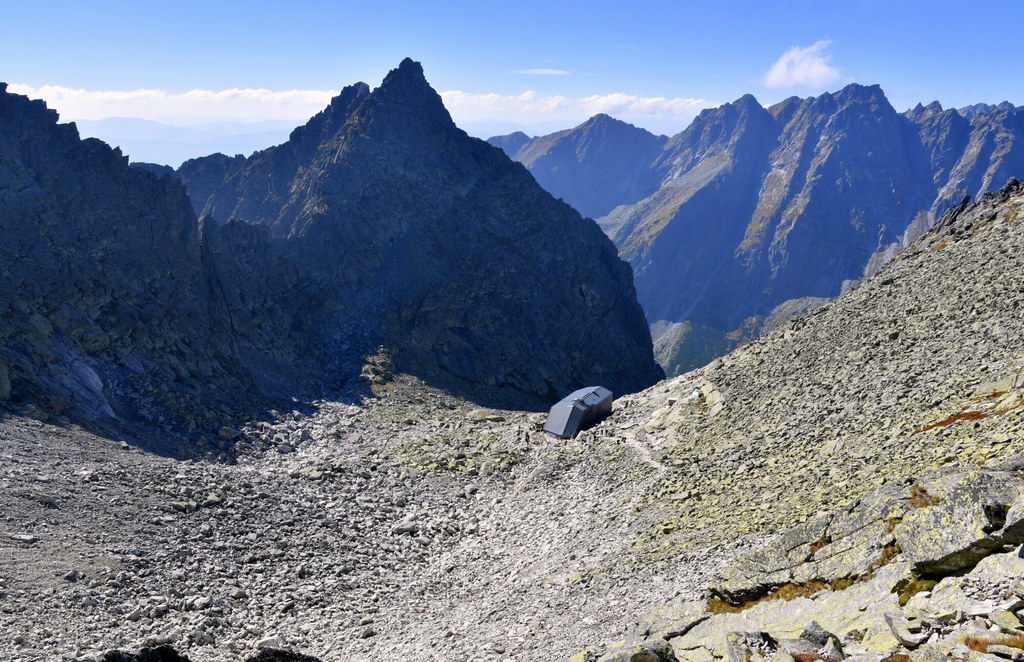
(0, 60), (662, 437)
(177, 59), (663, 407)
(3, 57), (1023, 662)
(492, 86), (1024, 375)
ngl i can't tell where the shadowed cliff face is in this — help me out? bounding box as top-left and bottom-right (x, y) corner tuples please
(502, 87), (1024, 375)
(183, 59), (664, 408)
(0, 84), (251, 434)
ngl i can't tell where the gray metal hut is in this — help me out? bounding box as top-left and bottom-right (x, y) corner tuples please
(543, 386), (613, 439)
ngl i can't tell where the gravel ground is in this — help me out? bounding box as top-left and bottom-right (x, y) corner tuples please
(0, 377), (744, 662)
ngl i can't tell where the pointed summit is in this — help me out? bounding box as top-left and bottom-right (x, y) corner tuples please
(581, 113), (617, 127)
(734, 93), (762, 108)
(341, 57), (457, 143)
(176, 58), (662, 404)
(487, 131), (531, 158)
(372, 58), (448, 113)
(377, 57), (428, 94)
(503, 111), (667, 219)
(392, 57), (426, 81)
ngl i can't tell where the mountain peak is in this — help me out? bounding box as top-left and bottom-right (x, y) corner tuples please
(578, 113), (632, 132)
(379, 57), (430, 93)
(367, 57), (452, 126)
(398, 56), (423, 75)
(833, 82), (887, 104)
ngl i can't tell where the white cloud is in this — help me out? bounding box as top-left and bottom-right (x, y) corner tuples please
(6, 83), (336, 122)
(515, 68), (570, 76)
(440, 90), (713, 135)
(761, 40), (843, 89)
(7, 83), (715, 137)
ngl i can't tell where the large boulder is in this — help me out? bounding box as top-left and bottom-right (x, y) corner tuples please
(714, 481), (908, 604)
(895, 471), (1024, 575)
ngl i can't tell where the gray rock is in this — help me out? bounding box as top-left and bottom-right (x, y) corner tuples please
(987, 644), (1024, 661)
(884, 612), (928, 649)
(799, 620), (841, 651)
(256, 635), (284, 649)
(724, 631), (778, 662)
(896, 471), (1022, 574)
(393, 518), (419, 535)
(628, 638), (678, 662)
(8, 534), (37, 544)
(990, 610), (1024, 632)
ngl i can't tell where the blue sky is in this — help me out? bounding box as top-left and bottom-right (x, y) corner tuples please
(4, 0), (1020, 154)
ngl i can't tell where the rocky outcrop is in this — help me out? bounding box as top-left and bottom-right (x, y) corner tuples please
(648, 465), (1024, 661)
(180, 59), (663, 406)
(713, 466), (1024, 606)
(489, 114), (667, 219)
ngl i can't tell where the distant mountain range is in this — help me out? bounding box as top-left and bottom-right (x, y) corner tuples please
(490, 114), (668, 219)
(491, 91), (1024, 374)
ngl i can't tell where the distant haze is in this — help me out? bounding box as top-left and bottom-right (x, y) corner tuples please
(75, 118), (300, 167)
(71, 108), (691, 167)
(76, 115), (646, 167)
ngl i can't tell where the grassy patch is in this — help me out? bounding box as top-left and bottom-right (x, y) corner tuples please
(891, 574), (939, 606)
(707, 579), (854, 614)
(808, 534), (832, 555)
(964, 633), (1024, 652)
(907, 485), (941, 508)
(864, 541), (901, 577)
(914, 409), (988, 434)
